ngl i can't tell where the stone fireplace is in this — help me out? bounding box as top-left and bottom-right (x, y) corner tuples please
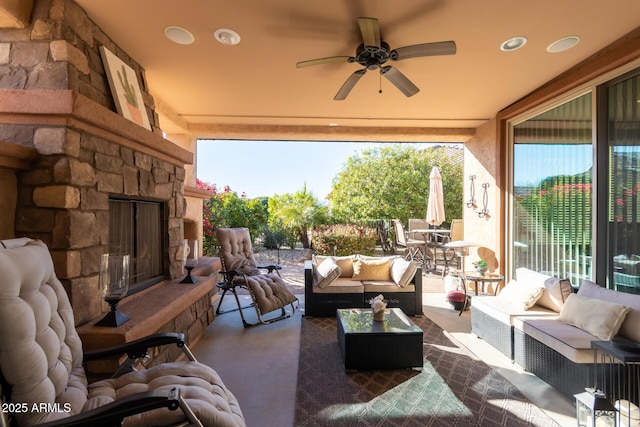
(4, 90), (193, 325)
(0, 0), (216, 359)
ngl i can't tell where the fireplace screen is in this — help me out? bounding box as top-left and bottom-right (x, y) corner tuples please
(109, 198), (166, 293)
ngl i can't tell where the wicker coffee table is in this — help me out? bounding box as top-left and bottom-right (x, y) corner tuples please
(336, 308), (423, 370)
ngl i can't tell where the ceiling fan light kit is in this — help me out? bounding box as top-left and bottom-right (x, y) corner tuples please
(296, 17), (456, 100)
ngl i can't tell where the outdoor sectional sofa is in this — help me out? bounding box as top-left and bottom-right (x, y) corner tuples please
(472, 267), (640, 399)
(304, 255), (423, 317)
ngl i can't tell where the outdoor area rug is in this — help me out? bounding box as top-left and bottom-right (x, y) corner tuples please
(294, 316), (559, 426)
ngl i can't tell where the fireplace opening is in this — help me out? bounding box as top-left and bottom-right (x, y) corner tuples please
(109, 197), (167, 294)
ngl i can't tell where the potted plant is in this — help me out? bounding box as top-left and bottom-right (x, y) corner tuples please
(473, 259), (488, 276)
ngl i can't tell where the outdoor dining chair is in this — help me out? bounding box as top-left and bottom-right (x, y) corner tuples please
(391, 219), (432, 269)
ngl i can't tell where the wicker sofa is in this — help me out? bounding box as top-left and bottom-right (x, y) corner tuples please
(472, 268), (640, 399)
(304, 255), (423, 317)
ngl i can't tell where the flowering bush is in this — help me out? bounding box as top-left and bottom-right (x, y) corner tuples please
(197, 179), (266, 256)
(311, 224), (377, 256)
(369, 294), (387, 313)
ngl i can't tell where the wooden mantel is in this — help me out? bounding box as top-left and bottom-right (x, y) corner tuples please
(0, 89), (193, 167)
(0, 139), (37, 170)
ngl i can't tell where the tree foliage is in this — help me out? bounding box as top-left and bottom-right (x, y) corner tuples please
(329, 144), (463, 225)
(267, 185), (328, 248)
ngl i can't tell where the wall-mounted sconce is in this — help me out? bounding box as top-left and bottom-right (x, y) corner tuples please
(466, 175), (477, 208)
(478, 183), (490, 218)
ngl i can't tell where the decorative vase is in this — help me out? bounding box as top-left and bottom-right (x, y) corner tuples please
(373, 310), (385, 322)
(476, 266), (488, 276)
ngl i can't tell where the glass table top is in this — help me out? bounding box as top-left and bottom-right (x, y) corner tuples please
(337, 308), (422, 334)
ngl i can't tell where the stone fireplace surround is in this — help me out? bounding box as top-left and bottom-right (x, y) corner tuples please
(0, 89), (217, 369)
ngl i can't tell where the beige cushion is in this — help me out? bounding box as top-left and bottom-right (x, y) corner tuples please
(497, 279), (544, 310)
(516, 267), (572, 312)
(314, 255), (355, 278)
(578, 279), (640, 342)
(558, 294), (630, 340)
(0, 239), (247, 427)
(315, 257), (342, 289)
(390, 257), (417, 288)
(352, 257), (391, 281)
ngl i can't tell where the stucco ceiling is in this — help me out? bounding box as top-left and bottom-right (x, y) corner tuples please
(76, 0), (640, 135)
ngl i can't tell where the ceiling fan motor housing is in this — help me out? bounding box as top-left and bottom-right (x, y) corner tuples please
(356, 41), (391, 70)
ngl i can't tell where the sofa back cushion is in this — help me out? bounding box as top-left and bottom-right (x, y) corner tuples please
(579, 280), (640, 342)
(516, 267), (572, 312)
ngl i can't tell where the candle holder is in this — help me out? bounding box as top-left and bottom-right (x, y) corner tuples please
(95, 254), (130, 327)
(180, 239), (199, 284)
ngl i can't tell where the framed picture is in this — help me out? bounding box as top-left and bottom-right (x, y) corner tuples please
(99, 46), (151, 131)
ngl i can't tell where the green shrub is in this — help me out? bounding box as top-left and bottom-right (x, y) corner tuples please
(312, 224), (377, 256)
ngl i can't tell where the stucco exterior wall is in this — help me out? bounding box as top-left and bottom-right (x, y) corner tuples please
(463, 119), (501, 274)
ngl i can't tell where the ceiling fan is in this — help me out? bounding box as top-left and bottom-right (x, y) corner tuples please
(296, 17), (456, 100)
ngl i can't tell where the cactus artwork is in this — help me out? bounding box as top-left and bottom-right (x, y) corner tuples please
(117, 65), (139, 108)
(100, 45), (151, 130)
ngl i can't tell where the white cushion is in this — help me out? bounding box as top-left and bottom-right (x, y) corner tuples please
(515, 267), (572, 312)
(497, 279), (544, 310)
(557, 293), (630, 340)
(390, 258), (417, 288)
(315, 257), (342, 289)
(313, 255), (355, 278)
(578, 279), (640, 342)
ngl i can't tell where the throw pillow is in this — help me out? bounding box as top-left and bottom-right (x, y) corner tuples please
(352, 257), (391, 281)
(390, 258), (417, 288)
(313, 255), (355, 278)
(578, 279), (640, 343)
(536, 278), (573, 312)
(497, 279), (544, 310)
(558, 293), (631, 340)
(315, 257), (342, 289)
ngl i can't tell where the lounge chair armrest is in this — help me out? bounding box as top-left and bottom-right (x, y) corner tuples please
(84, 333), (187, 361)
(258, 264), (282, 273)
(35, 388), (182, 427)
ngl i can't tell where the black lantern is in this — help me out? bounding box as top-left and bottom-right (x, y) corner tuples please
(575, 389), (617, 427)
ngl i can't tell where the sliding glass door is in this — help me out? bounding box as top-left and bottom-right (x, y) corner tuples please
(606, 72), (640, 294)
(512, 93), (593, 286)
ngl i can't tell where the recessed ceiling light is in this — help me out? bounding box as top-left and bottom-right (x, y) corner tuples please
(547, 36), (580, 53)
(164, 26), (195, 45)
(214, 28), (241, 46)
(500, 36), (528, 52)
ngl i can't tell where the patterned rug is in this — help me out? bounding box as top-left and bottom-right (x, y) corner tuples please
(295, 316), (559, 426)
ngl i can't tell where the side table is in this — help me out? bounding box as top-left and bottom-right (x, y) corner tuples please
(462, 272), (505, 296)
(591, 340), (640, 426)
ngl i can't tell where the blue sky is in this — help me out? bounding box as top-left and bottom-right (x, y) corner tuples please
(513, 144), (593, 186)
(196, 140), (441, 201)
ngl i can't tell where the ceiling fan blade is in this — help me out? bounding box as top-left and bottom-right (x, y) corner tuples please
(358, 17), (381, 48)
(296, 56), (354, 68)
(380, 66), (419, 97)
(334, 69), (367, 100)
(392, 41), (457, 61)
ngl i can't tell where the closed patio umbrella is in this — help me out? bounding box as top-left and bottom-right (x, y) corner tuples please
(426, 166), (445, 226)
